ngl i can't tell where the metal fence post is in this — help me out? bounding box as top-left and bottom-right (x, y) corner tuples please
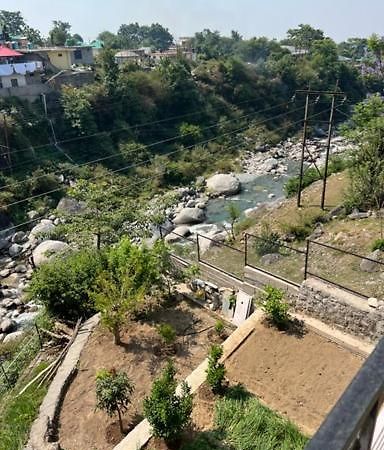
(159, 226), (163, 240)
(196, 234), (201, 262)
(244, 233), (248, 266)
(304, 240), (310, 280)
(35, 323), (43, 348)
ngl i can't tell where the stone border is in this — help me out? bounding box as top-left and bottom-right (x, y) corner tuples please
(25, 313), (100, 450)
(113, 309), (263, 450)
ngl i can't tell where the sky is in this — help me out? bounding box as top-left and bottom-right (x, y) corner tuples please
(10, 0), (384, 43)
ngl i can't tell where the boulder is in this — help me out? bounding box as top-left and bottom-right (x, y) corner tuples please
(29, 221), (55, 240)
(8, 243), (23, 257)
(0, 318), (16, 333)
(260, 253), (281, 265)
(165, 226), (191, 243)
(206, 174), (241, 196)
(348, 208), (370, 220)
(32, 240), (70, 267)
(174, 208), (206, 225)
(0, 269), (10, 278)
(0, 239), (10, 251)
(56, 197), (86, 214)
(11, 231), (26, 243)
(3, 330), (24, 343)
(360, 249), (383, 273)
(262, 158), (279, 172)
(27, 210), (40, 220)
(14, 264), (27, 274)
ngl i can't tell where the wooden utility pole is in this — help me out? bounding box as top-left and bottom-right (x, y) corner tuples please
(3, 114), (12, 172)
(295, 87), (345, 209)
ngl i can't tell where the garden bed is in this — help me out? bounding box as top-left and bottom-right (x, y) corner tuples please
(58, 298), (228, 450)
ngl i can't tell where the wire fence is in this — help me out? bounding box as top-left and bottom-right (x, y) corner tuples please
(0, 324), (43, 397)
(245, 233), (307, 286)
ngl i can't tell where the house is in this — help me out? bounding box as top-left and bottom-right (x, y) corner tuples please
(0, 46), (43, 89)
(114, 49), (149, 66)
(150, 46), (196, 64)
(28, 46), (95, 71)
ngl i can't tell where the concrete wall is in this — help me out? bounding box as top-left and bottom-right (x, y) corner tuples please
(0, 82), (52, 101)
(0, 73), (27, 88)
(294, 278), (384, 341)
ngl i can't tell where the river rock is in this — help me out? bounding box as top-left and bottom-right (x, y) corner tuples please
(29, 221), (55, 240)
(261, 253), (281, 265)
(206, 174), (241, 196)
(360, 249), (383, 273)
(165, 226), (191, 243)
(11, 231), (26, 243)
(174, 208), (206, 225)
(14, 264), (27, 274)
(27, 210), (40, 220)
(3, 330), (24, 343)
(32, 240), (70, 267)
(56, 197), (86, 214)
(0, 318), (16, 333)
(0, 239), (9, 251)
(8, 243), (23, 257)
(348, 209), (370, 220)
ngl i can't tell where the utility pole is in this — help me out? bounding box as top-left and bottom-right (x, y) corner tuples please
(295, 87), (345, 209)
(3, 114), (12, 173)
(41, 93), (48, 118)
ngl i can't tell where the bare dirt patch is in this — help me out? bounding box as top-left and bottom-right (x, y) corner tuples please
(225, 320), (365, 435)
(58, 299), (223, 450)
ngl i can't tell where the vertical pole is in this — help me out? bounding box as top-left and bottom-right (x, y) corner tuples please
(35, 324), (43, 348)
(244, 233), (248, 266)
(304, 240), (310, 280)
(41, 93), (48, 117)
(321, 88), (337, 210)
(3, 115), (11, 172)
(196, 234), (200, 262)
(0, 361), (11, 387)
(159, 226), (163, 240)
(297, 92), (310, 208)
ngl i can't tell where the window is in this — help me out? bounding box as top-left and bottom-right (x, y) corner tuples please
(11, 78), (18, 87)
(58, 53), (63, 57)
(0, 80), (3, 89)
(74, 49), (82, 60)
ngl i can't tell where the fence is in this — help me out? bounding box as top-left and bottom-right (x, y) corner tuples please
(245, 233), (307, 287)
(0, 324), (43, 397)
(306, 240), (384, 300)
(306, 336), (384, 450)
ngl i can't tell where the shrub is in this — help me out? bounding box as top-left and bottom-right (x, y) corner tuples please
(254, 224), (280, 256)
(95, 368), (134, 434)
(157, 323), (177, 346)
(258, 285), (290, 328)
(28, 249), (105, 320)
(143, 361), (192, 443)
(206, 345), (226, 394)
(372, 239), (384, 252)
(214, 320), (225, 337)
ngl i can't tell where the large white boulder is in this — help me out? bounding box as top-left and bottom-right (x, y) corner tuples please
(174, 208), (206, 225)
(32, 240), (70, 267)
(165, 225), (191, 243)
(29, 220), (55, 240)
(206, 174), (241, 196)
(56, 197), (86, 214)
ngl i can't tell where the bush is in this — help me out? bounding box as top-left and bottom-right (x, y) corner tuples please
(372, 239), (384, 252)
(28, 249), (105, 320)
(254, 224), (280, 256)
(206, 345), (226, 394)
(95, 368), (134, 434)
(143, 361), (192, 443)
(157, 323), (177, 346)
(258, 285), (290, 328)
(214, 320), (225, 337)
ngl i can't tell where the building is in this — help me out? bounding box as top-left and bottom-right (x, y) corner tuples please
(0, 46), (44, 91)
(150, 46), (196, 64)
(114, 49), (150, 66)
(27, 46), (95, 71)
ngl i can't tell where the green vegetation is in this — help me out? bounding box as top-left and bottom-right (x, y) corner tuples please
(226, 202), (241, 241)
(254, 224), (281, 256)
(143, 361), (193, 443)
(157, 323), (177, 346)
(206, 345), (226, 394)
(0, 363), (49, 450)
(28, 249), (105, 321)
(214, 319), (225, 337)
(372, 239), (384, 252)
(258, 286), (290, 328)
(183, 386), (308, 450)
(95, 368), (134, 434)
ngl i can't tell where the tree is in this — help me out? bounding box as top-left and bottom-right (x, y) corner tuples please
(146, 23), (173, 50)
(143, 361), (192, 443)
(98, 48), (119, 95)
(0, 10), (43, 45)
(49, 20), (71, 46)
(95, 368), (134, 434)
(286, 24), (325, 52)
(98, 30), (120, 49)
(226, 202), (241, 241)
(367, 34), (384, 74)
(206, 344), (226, 393)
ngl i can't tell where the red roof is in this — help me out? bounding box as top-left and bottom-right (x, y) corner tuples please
(0, 46), (23, 57)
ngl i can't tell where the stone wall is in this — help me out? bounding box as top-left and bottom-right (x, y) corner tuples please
(0, 82), (52, 101)
(294, 278), (384, 342)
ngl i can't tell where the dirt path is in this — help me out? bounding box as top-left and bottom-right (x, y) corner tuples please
(58, 300), (221, 450)
(225, 321), (364, 435)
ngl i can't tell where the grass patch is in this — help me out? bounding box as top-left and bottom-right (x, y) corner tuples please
(183, 387), (308, 450)
(0, 362), (49, 450)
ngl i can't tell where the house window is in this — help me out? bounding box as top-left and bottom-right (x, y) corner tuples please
(0, 80), (3, 89)
(11, 79), (18, 87)
(74, 49), (82, 60)
(58, 53), (63, 57)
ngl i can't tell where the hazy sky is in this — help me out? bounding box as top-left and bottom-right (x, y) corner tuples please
(11, 0), (384, 42)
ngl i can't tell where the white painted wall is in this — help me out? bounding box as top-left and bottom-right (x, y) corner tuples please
(0, 74), (27, 88)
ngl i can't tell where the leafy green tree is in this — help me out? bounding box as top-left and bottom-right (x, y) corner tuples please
(367, 34), (384, 73)
(28, 249), (104, 320)
(95, 368), (134, 434)
(49, 20), (71, 46)
(226, 201), (241, 240)
(285, 24), (325, 52)
(179, 123), (202, 146)
(143, 361), (192, 443)
(0, 10), (43, 45)
(99, 48), (119, 95)
(257, 285), (290, 328)
(97, 30), (120, 49)
(146, 23), (174, 50)
(338, 38), (367, 60)
(206, 344), (226, 394)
